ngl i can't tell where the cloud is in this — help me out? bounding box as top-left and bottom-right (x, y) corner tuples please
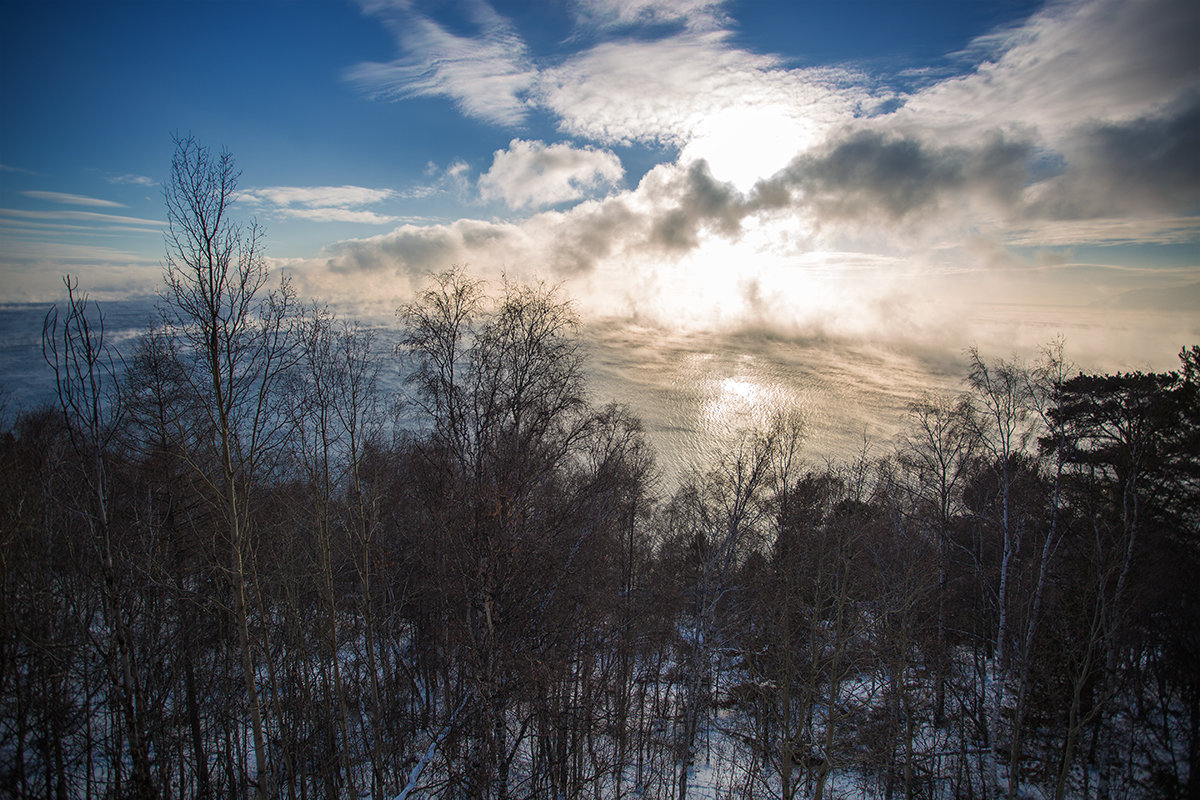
(641, 160), (743, 250)
(761, 129), (1035, 224)
(571, 0), (728, 32)
(302, 106), (1193, 311)
(22, 190), (125, 208)
(536, 31), (866, 150)
(0, 238), (161, 302)
(758, 94), (1200, 234)
(478, 139), (624, 209)
(240, 185), (396, 208)
(1002, 216), (1200, 247)
(351, 3), (868, 173)
(324, 217), (526, 277)
(106, 173), (155, 187)
(900, 0), (1200, 143)
(277, 208), (403, 225)
(349, 0), (535, 126)
(309, 156), (756, 295)
(1024, 94), (1200, 219)
(0, 208), (161, 226)
(323, 0), (1200, 332)
(239, 184), (401, 224)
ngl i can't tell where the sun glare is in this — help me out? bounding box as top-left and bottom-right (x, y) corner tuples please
(682, 105), (817, 193)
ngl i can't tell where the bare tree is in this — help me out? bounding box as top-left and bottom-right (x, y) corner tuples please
(398, 269), (601, 798)
(965, 348), (1037, 797)
(159, 134), (298, 799)
(668, 413), (803, 800)
(43, 277), (157, 799)
(896, 393), (974, 725)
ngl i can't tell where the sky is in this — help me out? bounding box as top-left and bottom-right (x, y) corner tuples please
(2, 0), (1198, 370)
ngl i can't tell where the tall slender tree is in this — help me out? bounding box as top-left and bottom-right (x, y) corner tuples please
(159, 134), (298, 799)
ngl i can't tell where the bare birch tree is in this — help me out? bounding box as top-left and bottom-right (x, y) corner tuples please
(159, 134), (298, 799)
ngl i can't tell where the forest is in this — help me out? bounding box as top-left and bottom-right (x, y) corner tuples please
(2, 138), (1198, 800)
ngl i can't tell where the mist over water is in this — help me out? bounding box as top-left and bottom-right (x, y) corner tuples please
(583, 322), (963, 484)
(1, 300), (159, 414)
(3, 297), (1194, 489)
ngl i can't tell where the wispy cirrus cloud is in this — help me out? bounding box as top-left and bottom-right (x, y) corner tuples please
(0, 208), (161, 227)
(898, 0), (1200, 143)
(533, 30), (875, 190)
(279, 207), (402, 224)
(349, 0), (535, 126)
(106, 173), (155, 186)
(22, 190), (125, 208)
(348, 0), (867, 171)
(479, 139), (624, 209)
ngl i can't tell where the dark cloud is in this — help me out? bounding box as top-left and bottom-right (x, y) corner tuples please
(757, 130), (1035, 223)
(647, 161), (744, 250)
(326, 221), (518, 276)
(747, 100), (1199, 229)
(551, 199), (639, 273)
(1029, 94), (1200, 219)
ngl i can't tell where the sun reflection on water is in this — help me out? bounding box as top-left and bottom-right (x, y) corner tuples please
(703, 376), (772, 434)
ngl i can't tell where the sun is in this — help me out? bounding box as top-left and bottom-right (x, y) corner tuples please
(681, 104), (818, 193)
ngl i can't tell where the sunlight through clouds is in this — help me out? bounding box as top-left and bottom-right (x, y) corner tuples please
(3, 0), (1195, 364)
(336, 0), (1197, 346)
(681, 105), (821, 192)
(536, 31), (867, 151)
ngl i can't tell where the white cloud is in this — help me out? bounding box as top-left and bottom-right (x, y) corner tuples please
(240, 185), (396, 208)
(350, 0), (868, 180)
(106, 173), (155, 187)
(571, 0), (728, 32)
(537, 32), (866, 151)
(0, 208), (161, 226)
(278, 207), (402, 225)
(239, 184), (402, 224)
(349, 1), (535, 126)
(479, 139), (624, 209)
(22, 190), (125, 208)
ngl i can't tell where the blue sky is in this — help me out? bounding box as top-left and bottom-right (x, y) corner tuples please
(2, 0), (1198, 353)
